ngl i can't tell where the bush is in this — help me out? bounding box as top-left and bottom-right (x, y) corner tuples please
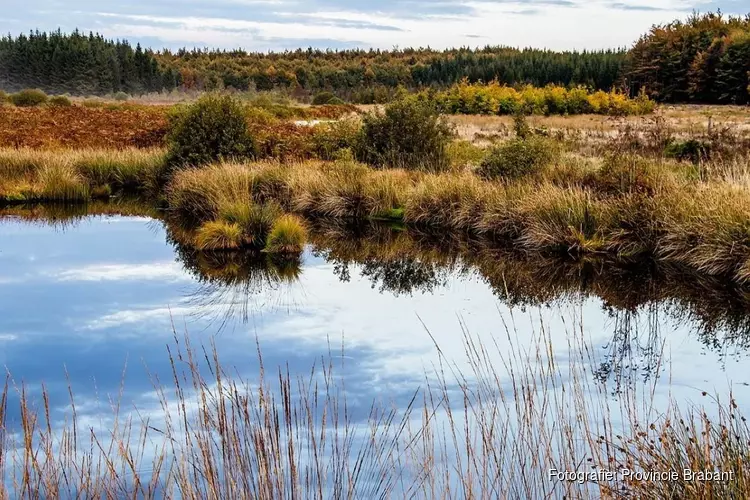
(312, 91), (337, 105)
(0, 90), (8, 103)
(356, 98), (453, 172)
(478, 137), (555, 180)
(311, 118), (361, 160)
(165, 94), (255, 172)
(49, 95), (72, 107)
(665, 139), (711, 164)
(114, 91), (130, 102)
(265, 214), (308, 254)
(10, 89), (49, 107)
(512, 113), (532, 139)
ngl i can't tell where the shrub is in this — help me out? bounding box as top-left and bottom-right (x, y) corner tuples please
(0, 90), (8, 103)
(114, 91), (130, 102)
(10, 89), (49, 107)
(49, 95), (72, 107)
(478, 137), (555, 180)
(195, 221), (244, 250)
(311, 118), (361, 160)
(165, 94), (255, 172)
(265, 214), (308, 254)
(512, 113), (532, 139)
(665, 139), (711, 164)
(356, 98), (453, 172)
(312, 91), (337, 105)
(424, 81), (654, 116)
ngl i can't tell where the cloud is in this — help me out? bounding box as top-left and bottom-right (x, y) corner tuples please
(51, 262), (189, 283)
(0, 0), (742, 54)
(83, 305), (195, 330)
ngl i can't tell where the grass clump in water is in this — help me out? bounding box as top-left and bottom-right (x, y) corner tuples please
(218, 200), (282, 245)
(194, 220), (244, 250)
(264, 214), (307, 254)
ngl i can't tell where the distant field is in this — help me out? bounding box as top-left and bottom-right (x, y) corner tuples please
(2, 100), (746, 151)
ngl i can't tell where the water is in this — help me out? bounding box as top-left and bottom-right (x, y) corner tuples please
(1, 210), (750, 491)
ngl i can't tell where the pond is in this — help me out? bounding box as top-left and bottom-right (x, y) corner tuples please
(1, 207), (749, 493)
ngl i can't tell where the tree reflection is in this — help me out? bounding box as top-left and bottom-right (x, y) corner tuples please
(5, 205), (750, 390)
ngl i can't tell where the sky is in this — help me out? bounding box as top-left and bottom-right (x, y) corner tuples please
(1, 0), (748, 52)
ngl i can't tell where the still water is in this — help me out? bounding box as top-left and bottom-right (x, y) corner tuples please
(0, 212), (749, 470)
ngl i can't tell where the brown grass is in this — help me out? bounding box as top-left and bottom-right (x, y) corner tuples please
(162, 154), (750, 287)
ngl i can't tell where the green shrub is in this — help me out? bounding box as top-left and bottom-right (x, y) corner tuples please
(82, 99), (104, 108)
(49, 95), (72, 107)
(478, 137), (555, 180)
(312, 91), (337, 105)
(265, 214), (308, 254)
(165, 94), (255, 172)
(311, 118), (361, 160)
(114, 91), (130, 102)
(356, 98), (453, 172)
(665, 139), (711, 164)
(0, 90), (8, 104)
(10, 89), (49, 107)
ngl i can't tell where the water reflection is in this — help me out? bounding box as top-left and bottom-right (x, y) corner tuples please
(2, 203), (750, 402)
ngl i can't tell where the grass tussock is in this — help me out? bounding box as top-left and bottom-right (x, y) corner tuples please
(194, 220), (244, 250)
(0, 148), (165, 203)
(264, 214), (307, 254)
(36, 163), (90, 201)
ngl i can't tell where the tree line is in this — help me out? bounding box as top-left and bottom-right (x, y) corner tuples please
(625, 12), (750, 104)
(0, 12), (748, 104)
(0, 30), (179, 95)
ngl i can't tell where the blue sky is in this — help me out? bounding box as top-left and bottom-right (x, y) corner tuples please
(1, 0), (747, 52)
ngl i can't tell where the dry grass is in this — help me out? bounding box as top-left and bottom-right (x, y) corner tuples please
(449, 105), (750, 145)
(194, 220), (244, 250)
(1, 319), (746, 498)
(264, 214), (308, 254)
(0, 148), (165, 202)
(0, 105), (169, 148)
(163, 154), (750, 286)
